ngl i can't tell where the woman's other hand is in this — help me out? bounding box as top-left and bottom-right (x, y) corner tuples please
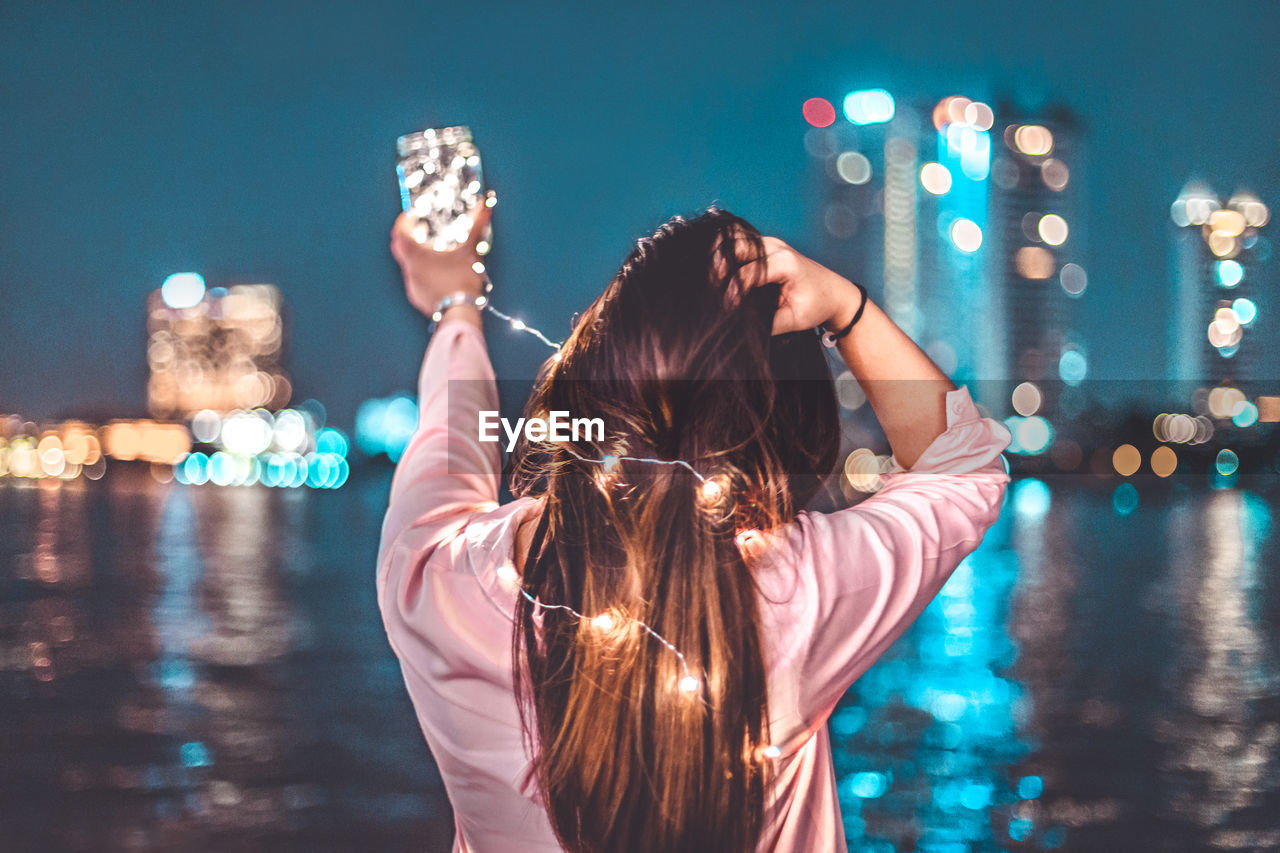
(753, 236), (862, 335)
(389, 191), (495, 318)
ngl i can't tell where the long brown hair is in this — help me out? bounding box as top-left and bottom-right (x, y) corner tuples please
(509, 208), (839, 852)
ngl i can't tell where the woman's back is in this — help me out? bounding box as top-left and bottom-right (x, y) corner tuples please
(380, 207), (1010, 851)
(376, 321), (1009, 851)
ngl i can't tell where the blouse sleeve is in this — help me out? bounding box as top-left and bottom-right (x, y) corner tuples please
(775, 386), (1011, 724)
(377, 321), (502, 588)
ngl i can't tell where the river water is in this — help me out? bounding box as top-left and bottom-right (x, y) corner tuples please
(2, 471), (1278, 851)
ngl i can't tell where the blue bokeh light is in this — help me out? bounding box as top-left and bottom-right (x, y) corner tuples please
(1013, 478), (1051, 520)
(843, 89), (895, 125)
(1216, 259), (1244, 287)
(1112, 482), (1139, 516)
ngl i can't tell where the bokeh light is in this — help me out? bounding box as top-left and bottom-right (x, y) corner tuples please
(963, 100), (994, 130)
(1004, 416), (1052, 455)
(1037, 214), (1068, 246)
(1012, 125), (1053, 156)
(1040, 158), (1069, 190)
(1112, 483), (1139, 516)
(1208, 208), (1246, 238)
(1059, 263), (1087, 296)
(843, 89), (895, 125)
(950, 219), (983, 252)
(1011, 382), (1042, 416)
(835, 371), (867, 410)
(802, 97), (836, 128)
(920, 162), (952, 195)
(1112, 444), (1141, 477)
(315, 427), (350, 457)
(844, 448), (886, 493)
(1231, 297), (1256, 325)
(1059, 349), (1087, 386)
(1014, 246), (1055, 279)
(356, 394), (419, 462)
(1150, 446), (1177, 478)
(835, 151), (872, 185)
(1208, 231), (1239, 258)
(160, 272), (206, 309)
(1208, 386), (1246, 419)
(191, 409), (221, 443)
(1233, 401), (1259, 428)
(1216, 259), (1244, 287)
(1012, 478), (1051, 520)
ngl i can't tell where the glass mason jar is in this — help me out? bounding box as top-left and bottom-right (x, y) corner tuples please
(396, 125), (488, 252)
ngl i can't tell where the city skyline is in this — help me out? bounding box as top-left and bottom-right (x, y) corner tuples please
(3, 2), (1279, 427)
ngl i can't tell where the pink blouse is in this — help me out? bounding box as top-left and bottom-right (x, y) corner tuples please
(377, 321), (1011, 852)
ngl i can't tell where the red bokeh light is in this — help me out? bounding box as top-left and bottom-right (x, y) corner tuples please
(802, 97), (836, 128)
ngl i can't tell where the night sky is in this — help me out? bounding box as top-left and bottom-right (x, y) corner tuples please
(3, 1), (1279, 427)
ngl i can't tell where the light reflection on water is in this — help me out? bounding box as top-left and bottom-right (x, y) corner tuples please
(2, 472), (1279, 851)
(1, 468), (452, 851)
(832, 480), (1280, 852)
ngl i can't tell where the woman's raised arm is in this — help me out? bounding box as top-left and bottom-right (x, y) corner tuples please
(756, 236), (954, 469)
(379, 200), (500, 556)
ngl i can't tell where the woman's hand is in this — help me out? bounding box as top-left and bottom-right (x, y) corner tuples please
(753, 236), (863, 335)
(389, 191), (495, 318)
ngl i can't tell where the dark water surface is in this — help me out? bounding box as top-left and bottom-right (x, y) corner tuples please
(2, 471), (1279, 852)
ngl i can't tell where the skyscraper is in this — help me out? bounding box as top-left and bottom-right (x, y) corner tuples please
(146, 280), (291, 419)
(1170, 183), (1271, 401)
(807, 92), (1085, 427)
(987, 104), (1087, 420)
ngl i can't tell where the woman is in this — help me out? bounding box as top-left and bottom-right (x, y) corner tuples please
(378, 200), (1010, 852)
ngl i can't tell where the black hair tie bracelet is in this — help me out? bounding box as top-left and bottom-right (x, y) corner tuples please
(820, 282), (868, 348)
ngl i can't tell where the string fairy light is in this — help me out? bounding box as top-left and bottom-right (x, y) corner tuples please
(436, 233), (782, 759)
(466, 535), (702, 696)
(481, 296), (564, 352)
(425, 190), (566, 355)
(475, 542), (780, 753)
(560, 444), (709, 484)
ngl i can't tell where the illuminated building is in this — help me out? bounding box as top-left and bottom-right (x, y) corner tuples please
(988, 106), (1086, 425)
(147, 275), (291, 418)
(0, 416), (186, 481)
(1, 276), (351, 488)
(1170, 183), (1271, 403)
(807, 93), (1085, 436)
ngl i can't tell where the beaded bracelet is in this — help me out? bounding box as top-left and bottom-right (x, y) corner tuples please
(430, 290), (489, 324)
(820, 282), (868, 348)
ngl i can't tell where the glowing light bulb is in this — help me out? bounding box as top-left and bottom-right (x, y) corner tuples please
(601, 454), (619, 473)
(699, 479), (723, 501)
(496, 564), (519, 585)
(762, 745), (782, 759)
(552, 351), (563, 362)
(472, 261), (486, 274)
(591, 613), (616, 631)
(678, 675), (700, 694)
(512, 319), (527, 331)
